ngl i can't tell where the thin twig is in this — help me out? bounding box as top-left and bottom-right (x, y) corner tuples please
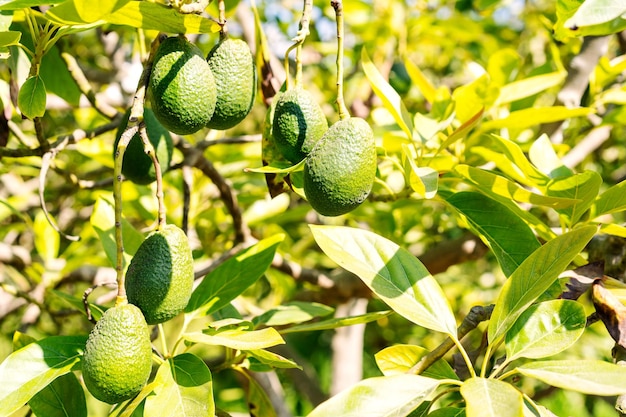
(331, 0), (350, 120)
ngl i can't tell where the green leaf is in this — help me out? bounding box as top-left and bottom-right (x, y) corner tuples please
(461, 377), (523, 417)
(50, 290), (105, 322)
(75, 0), (131, 23)
(468, 134), (549, 188)
(564, 0), (626, 28)
(362, 48), (414, 140)
(404, 58), (436, 104)
(555, 0), (626, 40)
(28, 373), (86, 417)
(245, 159), (304, 174)
(487, 225), (596, 344)
(280, 310), (391, 334)
(245, 349), (301, 370)
(17, 75), (46, 119)
(90, 197), (144, 269)
(34, 210), (59, 262)
(145, 353), (213, 417)
(375, 344), (458, 380)
(428, 408), (466, 417)
(480, 107), (594, 131)
(310, 225), (457, 337)
(0, 0), (61, 10)
(591, 178), (626, 218)
(0, 30), (19, 47)
(516, 360), (626, 395)
(528, 134), (573, 179)
(496, 71), (566, 105)
(505, 300), (586, 361)
(185, 234), (284, 316)
(446, 192), (541, 277)
(403, 146), (438, 198)
(252, 301), (334, 327)
(307, 374), (442, 417)
(454, 165), (578, 209)
(546, 171), (602, 225)
(0, 335), (86, 417)
(452, 74), (498, 123)
(184, 327), (284, 350)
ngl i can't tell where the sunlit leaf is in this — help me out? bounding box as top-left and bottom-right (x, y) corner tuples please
(307, 374), (441, 417)
(528, 134), (572, 179)
(245, 349), (301, 370)
(375, 344), (458, 380)
(185, 234), (284, 316)
(17, 75), (46, 119)
(0, 336), (86, 417)
(236, 368), (277, 417)
(145, 353), (213, 417)
(454, 165), (578, 209)
(480, 106), (593, 131)
(488, 225), (596, 344)
(505, 300), (586, 361)
(362, 48), (414, 140)
(28, 373), (86, 417)
(446, 191), (541, 277)
(565, 0), (626, 28)
(461, 377), (523, 417)
(452, 74), (498, 123)
(310, 225), (457, 337)
(403, 145), (438, 198)
(516, 360), (626, 395)
(468, 134), (550, 188)
(546, 170), (602, 225)
(497, 71), (566, 105)
(592, 178), (626, 218)
(0, 31), (20, 47)
(34, 210), (59, 262)
(405, 57), (436, 104)
(184, 327), (284, 350)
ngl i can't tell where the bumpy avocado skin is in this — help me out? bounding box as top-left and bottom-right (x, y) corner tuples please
(304, 117), (376, 217)
(82, 303), (152, 404)
(125, 224), (194, 325)
(272, 88), (328, 164)
(149, 36), (216, 135)
(206, 38), (257, 130)
(113, 108), (173, 185)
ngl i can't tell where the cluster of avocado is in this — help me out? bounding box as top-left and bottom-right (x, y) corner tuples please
(270, 88), (377, 217)
(115, 34), (256, 185)
(82, 224), (194, 404)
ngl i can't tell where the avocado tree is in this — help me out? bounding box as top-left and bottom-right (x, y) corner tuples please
(2, 0), (626, 416)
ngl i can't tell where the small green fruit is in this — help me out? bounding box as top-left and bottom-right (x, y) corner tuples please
(272, 87), (327, 164)
(113, 108), (173, 185)
(125, 224), (194, 324)
(206, 38), (256, 130)
(82, 303), (152, 404)
(149, 36), (216, 135)
(303, 117), (376, 216)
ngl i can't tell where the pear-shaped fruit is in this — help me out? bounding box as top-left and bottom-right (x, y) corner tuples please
(149, 36), (216, 135)
(206, 38), (256, 130)
(82, 303), (152, 404)
(272, 87), (327, 164)
(113, 108), (173, 185)
(303, 117), (376, 216)
(125, 224), (194, 324)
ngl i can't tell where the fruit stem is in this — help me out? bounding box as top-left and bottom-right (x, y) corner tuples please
(218, 0), (228, 39)
(284, 0), (312, 89)
(112, 36), (162, 299)
(332, 0), (350, 121)
(138, 125), (166, 229)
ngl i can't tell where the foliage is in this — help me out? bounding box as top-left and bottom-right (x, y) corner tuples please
(2, 0), (626, 416)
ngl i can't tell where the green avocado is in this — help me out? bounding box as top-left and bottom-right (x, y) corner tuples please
(125, 224), (194, 324)
(206, 38), (257, 130)
(113, 108), (173, 185)
(303, 117), (377, 216)
(82, 303), (152, 404)
(272, 87), (327, 164)
(149, 36), (216, 135)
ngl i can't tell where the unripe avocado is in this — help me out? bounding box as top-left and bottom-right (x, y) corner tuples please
(82, 303), (152, 404)
(303, 117), (376, 216)
(272, 87), (328, 164)
(206, 38), (256, 130)
(125, 224), (194, 324)
(113, 108), (173, 185)
(149, 36), (216, 135)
